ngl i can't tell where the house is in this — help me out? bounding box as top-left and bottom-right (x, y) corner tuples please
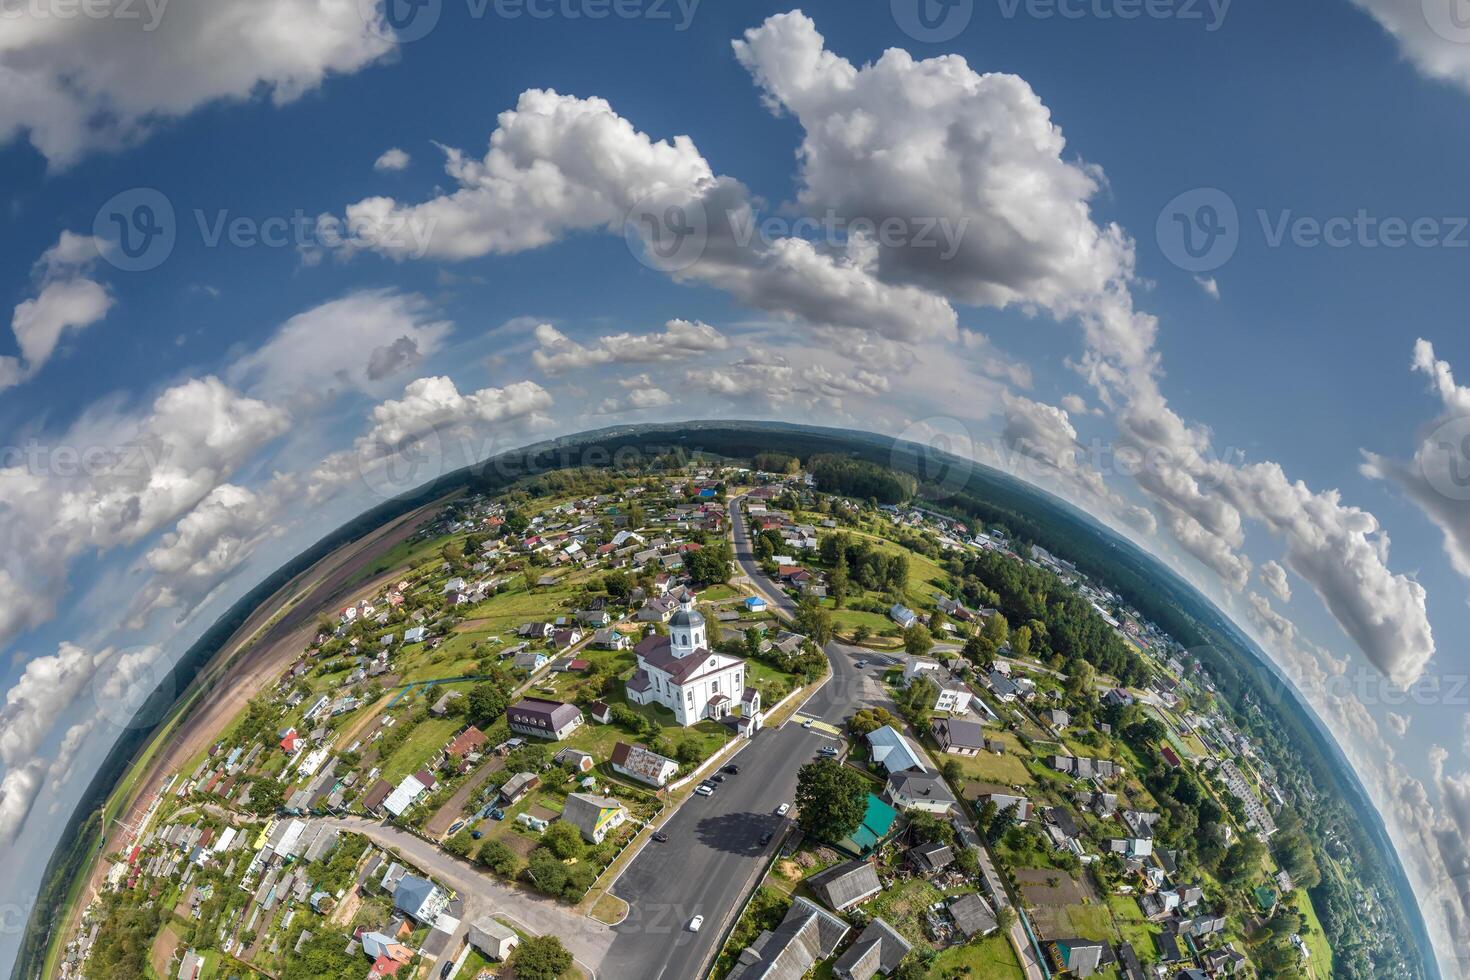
(948, 893), (998, 939)
(430, 689), (464, 717)
(507, 698), (584, 740)
(561, 793), (628, 843)
(744, 596), (767, 612)
(865, 725), (928, 775)
(610, 742), (679, 787)
(577, 609), (612, 627)
(985, 670), (1020, 701)
(593, 628), (630, 650)
(833, 917), (910, 980)
(467, 917), (519, 961)
(444, 726), (487, 761)
(554, 748), (596, 773)
(393, 874), (448, 923)
(889, 604), (918, 629)
(360, 931), (414, 968)
(1045, 708), (1071, 729)
(279, 728), (303, 754)
(1049, 938), (1109, 977)
(382, 773), (429, 817)
(910, 841), (954, 873)
(970, 785), (1032, 821)
(934, 683), (972, 714)
(360, 778), (393, 813)
(514, 649), (550, 672)
(806, 859), (882, 911)
(626, 601), (750, 727)
(933, 717), (986, 756)
(886, 770), (956, 814)
(500, 772), (540, 804)
(403, 625), (428, 644)
(837, 794), (900, 857)
(726, 897), (850, 980)
(588, 700), (613, 724)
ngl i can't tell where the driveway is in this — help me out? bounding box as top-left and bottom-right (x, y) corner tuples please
(313, 815), (613, 975)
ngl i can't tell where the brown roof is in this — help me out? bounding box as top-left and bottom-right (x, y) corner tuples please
(445, 726), (487, 759)
(634, 634), (728, 685)
(361, 778), (393, 810)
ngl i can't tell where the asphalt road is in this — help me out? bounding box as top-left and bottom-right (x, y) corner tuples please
(600, 497), (875, 980)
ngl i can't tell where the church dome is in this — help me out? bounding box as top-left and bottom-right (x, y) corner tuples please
(669, 604), (704, 629)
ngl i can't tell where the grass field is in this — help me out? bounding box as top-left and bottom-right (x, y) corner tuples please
(1293, 890), (1334, 977)
(926, 933), (1025, 979)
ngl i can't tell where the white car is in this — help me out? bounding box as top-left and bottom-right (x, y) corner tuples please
(688, 914), (704, 932)
(695, 785), (714, 796)
(776, 802), (790, 816)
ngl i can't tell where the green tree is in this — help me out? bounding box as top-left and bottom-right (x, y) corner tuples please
(982, 612), (1009, 647)
(478, 840), (518, 876)
(795, 758), (868, 843)
(1011, 624), (1031, 659)
(903, 623), (934, 658)
(467, 682), (510, 726)
(796, 597), (834, 647)
(831, 551), (849, 609)
(542, 821), (586, 860)
(510, 935), (573, 980)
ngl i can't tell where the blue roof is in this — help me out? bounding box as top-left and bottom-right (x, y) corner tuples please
(745, 596), (767, 608)
(394, 874), (436, 916)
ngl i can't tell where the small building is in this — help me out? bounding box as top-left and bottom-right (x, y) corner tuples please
(1049, 938), (1109, 978)
(500, 772), (540, 804)
(393, 874), (448, 923)
(444, 725), (486, 761)
(554, 747), (596, 773)
(865, 725), (928, 775)
(744, 596), (767, 612)
(833, 917), (910, 980)
(593, 628), (630, 650)
(885, 770), (956, 814)
(889, 604), (918, 629)
(948, 893), (998, 939)
(932, 717), (986, 756)
(467, 917), (519, 961)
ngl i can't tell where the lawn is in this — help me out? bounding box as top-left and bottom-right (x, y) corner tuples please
(926, 933), (1024, 979)
(1107, 893), (1160, 957)
(945, 735), (1035, 787)
(376, 715), (463, 783)
(865, 877), (944, 947)
(1292, 890), (1335, 977)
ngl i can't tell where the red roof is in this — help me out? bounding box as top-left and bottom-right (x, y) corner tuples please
(445, 726), (487, 759)
(279, 730), (301, 752)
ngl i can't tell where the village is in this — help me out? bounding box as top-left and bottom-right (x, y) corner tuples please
(58, 453), (1327, 980)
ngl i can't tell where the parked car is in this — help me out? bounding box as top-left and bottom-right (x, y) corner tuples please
(711, 774), (726, 783)
(471, 830), (484, 840)
(652, 831), (670, 843)
(722, 764), (741, 775)
(695, 785), (714, 796)
(688, 915), (704, 932)
(447, 821), (464, 836)
(818, 745), (838, 757)
(490, 808), (506, 821)
(441, 961), (455, 978)
(776, 802), (790, 815)
(759, 831), (774, 846)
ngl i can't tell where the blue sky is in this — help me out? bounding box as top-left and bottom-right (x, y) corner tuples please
(4, 0), (1470, 971)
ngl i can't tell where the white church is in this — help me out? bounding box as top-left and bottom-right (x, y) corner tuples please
(626, 599), (761, 730)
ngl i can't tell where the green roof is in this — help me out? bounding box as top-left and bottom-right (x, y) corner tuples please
(1254, 885), (1278, 911)
(837, 794), (899, 855)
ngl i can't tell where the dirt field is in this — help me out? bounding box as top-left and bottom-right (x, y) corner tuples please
(58, 494), (456, 961)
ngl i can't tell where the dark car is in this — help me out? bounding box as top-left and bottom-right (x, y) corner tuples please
(759, 831), (774, 846)
(441, 961), (454, 978)
(471, 830), (483, 840)
(722, 764), (741, 775)
(652, 831), (670, 843)
(711, 774), (726, 783)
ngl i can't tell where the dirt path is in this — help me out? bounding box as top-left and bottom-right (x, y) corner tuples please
(59, 494), (456, 960)
(425, 756), (506, 838)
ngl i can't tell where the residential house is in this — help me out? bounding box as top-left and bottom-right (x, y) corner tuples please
(500, 772), (540, 804)
(885, 770), (956, 814)
(744, 596), (767, 612)
(430, 689), (463, 717)
(1049, 938), (1109, 977)
(948, 893), (998, 939)
(933, 717), (986, 756)
(443, 726), (487, 763)
(610, 741), (680, 787)
(393, 874), (448, 924)
(726, 897), (850, 980)
(833, 917), (910, 980)
(593, 628), (630, 650)
(561, 793), (628, 843)
(806, 859), (882, 911)
(911, 841), (954, 873)
(554, 748), (596, 773)
(889, 604), (918, 629)
(514, 649), (550, 673)
(382, 773), (431, 817)
(507, 698), (584, 740)
(865, 725), (928, 775)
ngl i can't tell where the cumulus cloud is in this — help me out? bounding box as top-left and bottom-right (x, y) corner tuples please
(1, 232), (113, 390)
(0, 0), (394, 165)
(1388, 712), (1412, 738)
(226, 289), (452, 406)
(374, 147), (411, 172)
(0, 377), (287, 651)
(308, 375), (553, 496)
(1194, 275), (1220, 299)
(532, 319), (729, 374)
(684, 346), (891, 412)
(596, 380), (674, 415)
(1259, 559), (1292, 603)
(330, 88), (958, 342)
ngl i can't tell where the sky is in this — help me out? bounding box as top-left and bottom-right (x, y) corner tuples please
(2, 0), (1470, 971)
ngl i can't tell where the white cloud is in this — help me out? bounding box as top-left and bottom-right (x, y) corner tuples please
(1, 232), (113, 390)
(226, 289), (452, 406)
(596, 383), (673, 415)
(532, 319), (729, 374)
(1194, 275), (1220, 299)
(1060, 393), (1099, 417)
(1388, 712), (1412, 738)
(1350, 0), (1470, 95)
(0, 0), (394, 166)
(374, 147), (411, 172)
(1259, 559), (1292, 603)
(0, 377), (288, 652)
